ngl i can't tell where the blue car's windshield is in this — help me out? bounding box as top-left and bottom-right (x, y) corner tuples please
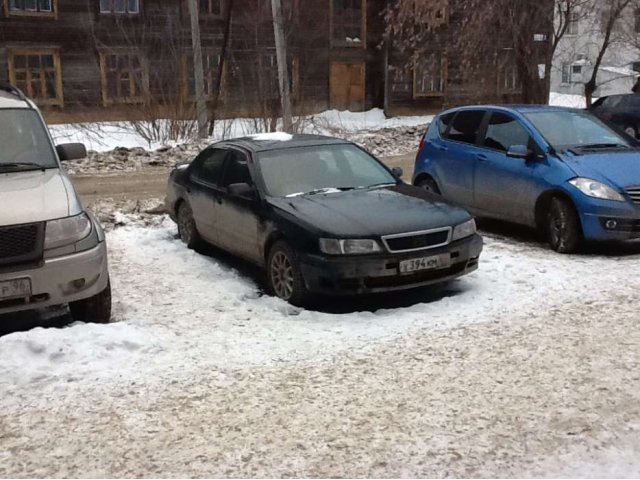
(524, 110), (631, 152)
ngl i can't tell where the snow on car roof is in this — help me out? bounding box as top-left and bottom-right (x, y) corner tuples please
(250, 132), (294, 142)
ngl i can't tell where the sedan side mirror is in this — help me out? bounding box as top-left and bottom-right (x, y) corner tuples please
(228, 182), (256, 199)
(506, 144), (534, 160)
(391, 166), (404, 178)
(56, 143), (87, 161)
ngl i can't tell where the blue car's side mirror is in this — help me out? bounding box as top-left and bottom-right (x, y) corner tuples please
(507, 144), (534, 160)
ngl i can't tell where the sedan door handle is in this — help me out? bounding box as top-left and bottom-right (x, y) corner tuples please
(476, 154), (488, 162)
(437, 145), (449, 152)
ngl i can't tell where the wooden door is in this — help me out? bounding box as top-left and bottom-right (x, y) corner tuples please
(330, 62), (365, 110)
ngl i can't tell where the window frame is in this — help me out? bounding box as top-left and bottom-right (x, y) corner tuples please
(413, 53), (447, 98)
(99, 0), (141, 15)
(99, 50), (150, 106)
(497, 50), (522, 95)
(198, 0), (224, 18)
(329, 0), (367, 49)
(7, 48), (64, 107)
(5, 0), (57, 18)
(181, 51), (226, 102)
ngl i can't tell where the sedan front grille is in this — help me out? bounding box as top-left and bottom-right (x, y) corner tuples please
(382, 227), (452, 253)
(625, 186), (640, 205)
(0, 223), (45, 267)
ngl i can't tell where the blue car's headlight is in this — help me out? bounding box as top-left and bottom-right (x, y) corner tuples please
(569, 178), (624, 202)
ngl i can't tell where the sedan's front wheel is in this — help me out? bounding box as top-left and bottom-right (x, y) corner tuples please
(267, 241), (309, 306)
(177, 202), (203, 250)
(546, 197), (582, 253)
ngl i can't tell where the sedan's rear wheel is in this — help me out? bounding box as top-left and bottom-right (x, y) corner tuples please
(177, 202), (203, 249)
(267, 241), (309, 306)
(546, 197), (582, 254)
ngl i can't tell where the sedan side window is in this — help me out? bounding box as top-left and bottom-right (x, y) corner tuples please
(483, 113), (533, 153)
(190, 148), (228, 185)
(446, 111), (485, 145)
(222, 150), (253, 187)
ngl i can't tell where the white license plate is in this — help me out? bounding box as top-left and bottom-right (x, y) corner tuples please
(399, 254), (451, 274)
(0, 278), (32, 300)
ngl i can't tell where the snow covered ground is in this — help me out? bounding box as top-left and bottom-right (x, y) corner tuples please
(1, 218), (639, 476)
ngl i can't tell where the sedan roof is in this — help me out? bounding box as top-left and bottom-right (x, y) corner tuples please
(442, 104), (581, 116)
(220, 133), (351, 153)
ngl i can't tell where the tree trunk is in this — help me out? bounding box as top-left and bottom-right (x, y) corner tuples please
(208, 0), (234, 136)
(187, 0), (208, 139)
(270, 0), (293, 132)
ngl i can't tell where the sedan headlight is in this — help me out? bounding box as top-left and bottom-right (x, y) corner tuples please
(319, 238), (382, 255)
(44, 212), (92, 250)
(451, 219), (476, 241)
(569, 177), (624, 202)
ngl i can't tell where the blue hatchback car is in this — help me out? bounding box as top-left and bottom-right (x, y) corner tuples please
(413, 105), (640, 253)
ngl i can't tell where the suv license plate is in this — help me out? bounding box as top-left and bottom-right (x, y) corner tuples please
(399, 254), (450, 275)
(0, 278), (32, 300)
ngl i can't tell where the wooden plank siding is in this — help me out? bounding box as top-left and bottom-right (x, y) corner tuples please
(0, 0), (551, 123)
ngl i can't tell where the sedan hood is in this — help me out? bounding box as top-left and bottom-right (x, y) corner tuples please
(0, 168), (75, 226)
(268, 184), (471, 237)
(561, 150), (640, 188)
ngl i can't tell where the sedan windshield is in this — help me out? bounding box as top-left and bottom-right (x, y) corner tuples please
(0, 109), (58, 171)
(258, 144), (397, 198)
(524, 110), (631, 152)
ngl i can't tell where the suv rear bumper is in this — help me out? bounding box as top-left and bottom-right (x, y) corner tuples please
(0, 241), (109, 315)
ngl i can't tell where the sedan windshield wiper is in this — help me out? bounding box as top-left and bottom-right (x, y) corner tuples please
(575, 143), (630, 150)
(0, 162), (45, 171)
(286, 187), (355, 198)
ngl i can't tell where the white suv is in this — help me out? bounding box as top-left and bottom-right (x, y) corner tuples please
(0, 83), (111, 323)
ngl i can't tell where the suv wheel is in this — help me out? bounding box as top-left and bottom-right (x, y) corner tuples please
(546, 197), (582, 253)
(69, 280), (112, 324)
(267, 241), (309, 306)
(177, 202), (203, 249)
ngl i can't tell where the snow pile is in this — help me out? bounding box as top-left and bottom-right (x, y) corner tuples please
(549, 92), (590, 108)
(50, 108), (434, 153)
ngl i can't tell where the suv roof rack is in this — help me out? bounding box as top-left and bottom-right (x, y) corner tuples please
(0, 81), (27, 101)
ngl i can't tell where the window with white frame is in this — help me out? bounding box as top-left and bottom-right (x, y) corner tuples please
(414, 53), (446, 97)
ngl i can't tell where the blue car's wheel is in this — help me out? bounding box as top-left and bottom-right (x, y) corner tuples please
(547, 197), (581, 254)
(416, 177), (441, 195)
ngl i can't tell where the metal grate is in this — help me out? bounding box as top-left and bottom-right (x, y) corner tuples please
(626, 186), (640, 205)
(382, 227), (452, 253)
(0, 223), (44, 266)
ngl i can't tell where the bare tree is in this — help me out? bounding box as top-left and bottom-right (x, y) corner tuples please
(187, 0), (208, 138)
(271, 0), (293, 132)
(584, 0), (635, 105)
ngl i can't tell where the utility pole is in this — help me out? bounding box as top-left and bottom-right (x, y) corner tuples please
(270, 0), (293, 132)
(188, 0), (208, 139)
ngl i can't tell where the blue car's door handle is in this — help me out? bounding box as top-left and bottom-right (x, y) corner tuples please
(437, 145), (448, 152)
(476, 153), (488, 162)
